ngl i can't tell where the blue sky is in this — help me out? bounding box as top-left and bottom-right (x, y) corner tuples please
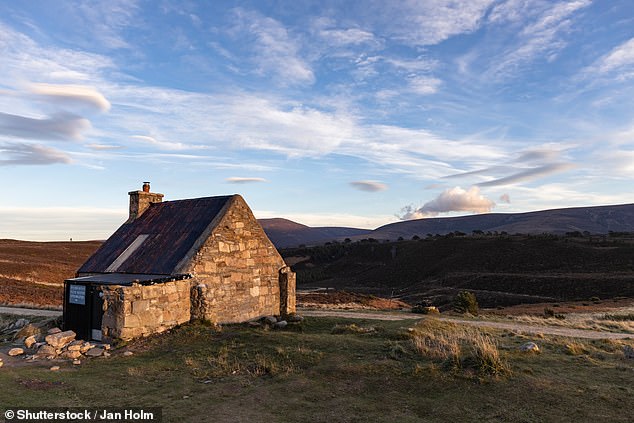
(1, 0), (634, 240)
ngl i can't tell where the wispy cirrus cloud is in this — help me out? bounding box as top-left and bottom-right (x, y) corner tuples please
(443, 148), (575, 187)
(408, 75), (442, 95)
(583, 37), (634, 81)
(376, 0), (496, 46)
(485, 0), (591, 79)
(225, 177), (267, 184)
(230, 8), (314, 85)
(400, 186), (495, 219)
(130, 135), (210, 151)
(350, 180), (388, 192)
(477, 163), (576, 187)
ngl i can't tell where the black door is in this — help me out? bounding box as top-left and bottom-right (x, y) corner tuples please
(63, 282), (91, 340)
(63, 283), (104, 341)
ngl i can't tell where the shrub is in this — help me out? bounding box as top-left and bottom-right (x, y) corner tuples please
(453, 291), (479, 315)
(544, 307), (555, 318)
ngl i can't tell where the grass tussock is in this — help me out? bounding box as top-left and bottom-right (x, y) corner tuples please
(564, 342), (588, 356)
(410, 319), (510, 377)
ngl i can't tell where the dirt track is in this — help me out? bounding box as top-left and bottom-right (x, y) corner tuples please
(300, 309), (634, 340)
(2, 306), (631, 341)
(0, 306), (61, 317)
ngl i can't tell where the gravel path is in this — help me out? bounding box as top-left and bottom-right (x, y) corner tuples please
(3, 306), (631, 340)
(300, 309), (634, 340)
(0, 306), (62, 317)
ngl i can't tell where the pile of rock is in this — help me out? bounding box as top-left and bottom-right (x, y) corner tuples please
(8, 327), (111, 365)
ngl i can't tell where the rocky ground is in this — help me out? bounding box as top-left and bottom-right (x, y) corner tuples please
(0, 317), (123, 370)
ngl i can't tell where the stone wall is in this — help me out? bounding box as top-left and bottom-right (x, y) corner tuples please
(184, 196), (291, 323)
(100, 279), (190, 340)
(279, 266), (296, 316)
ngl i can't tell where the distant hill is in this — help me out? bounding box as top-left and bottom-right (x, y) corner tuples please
(363, 203), (634, 241)
(261, 203), (634, 248)
(258, 218), (371, 248)
(282, 234), (634, 308)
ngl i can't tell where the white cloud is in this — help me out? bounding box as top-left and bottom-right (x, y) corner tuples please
(477, 163), (575, 187)
(350, 180), (388, 192)
(319, 27), (376, 47)
(130, 135), (209, 151)
(29, 83), (111, 112)
(486, 0), (591, 79)
(582, 37), (634, 82)
(0, 112), (91, 141)
(381, 0), (496, 46)
(231, 8), (314, 85)
(226, 177), (267, 184)
(400, 186), (496, 219)
(0, 142), (73, 165)
(499, 193), (511, 203)
(408, 75), (442, 95)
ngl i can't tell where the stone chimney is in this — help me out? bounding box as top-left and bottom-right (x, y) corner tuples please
(128, 182), (164, 222)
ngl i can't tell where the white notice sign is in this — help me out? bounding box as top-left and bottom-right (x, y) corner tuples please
(69, 284), (86, 305)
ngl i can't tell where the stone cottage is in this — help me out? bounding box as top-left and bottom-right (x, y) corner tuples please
(63, 183), (295, 341)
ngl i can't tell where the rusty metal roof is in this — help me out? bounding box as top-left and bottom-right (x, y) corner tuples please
(78, 195), (233, 275)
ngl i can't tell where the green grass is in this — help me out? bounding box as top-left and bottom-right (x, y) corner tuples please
(1, 317), (633, 423)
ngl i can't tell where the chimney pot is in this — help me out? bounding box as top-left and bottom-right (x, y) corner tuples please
(143, 182), (150, 192)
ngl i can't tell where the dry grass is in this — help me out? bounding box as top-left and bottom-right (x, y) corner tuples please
(410, 319), (510, 376)
(497, 306), (634, 334)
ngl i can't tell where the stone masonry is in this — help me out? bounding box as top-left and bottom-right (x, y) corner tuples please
(100, 279), (190, 340)
(183, 196), (293, 324)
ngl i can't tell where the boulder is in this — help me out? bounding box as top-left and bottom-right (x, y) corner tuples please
(263, 316), (278, 326)
(24, 335), (37, 349)
(85, 348), (104, 357)
(36, 344), (57, 358)
(62, 350), (82, 360)
(123, 351), (134, 357)
(45, 330), (76, 349)
(273, 320), (288, 330)
(14, 324), (41, 340)
(80, 343), (93, 353)
(0, 361), (3, 368)
(49, 366), (60, 371)
(47, 327), (62, 335)
(286, 314), (304, 323)
(67, 344), (82, 352)
(8, 348), (24, 356)
(72, 359), (81, 365)
(519, 342), (540, 353)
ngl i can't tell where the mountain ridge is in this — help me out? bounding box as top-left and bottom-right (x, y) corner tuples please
(259, 203), (634, 248)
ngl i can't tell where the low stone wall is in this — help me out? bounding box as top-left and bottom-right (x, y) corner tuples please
(101, 279), (190, 340)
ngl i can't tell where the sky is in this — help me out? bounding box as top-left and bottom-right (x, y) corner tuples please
(1, 0), (634, 241)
